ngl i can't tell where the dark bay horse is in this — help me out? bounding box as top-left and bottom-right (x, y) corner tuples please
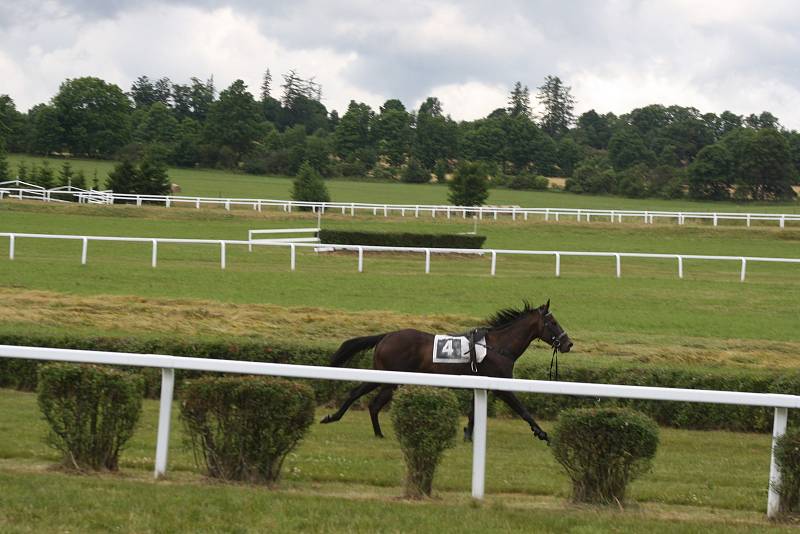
(320, 300), (573, 444)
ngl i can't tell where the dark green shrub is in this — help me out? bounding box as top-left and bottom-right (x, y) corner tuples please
(448, 161), (489, 206)
(292, 160), (330, 206)
(318, 229), (486, 249)
(773, 429), (800, 515)
(391, 386), (460, 498)
(552, 407), (659, 504)
(180, 376), (315, 484)
(508, 174), (549, 191)
(36, 363), (144, 471)
(401, 158), (430, 183)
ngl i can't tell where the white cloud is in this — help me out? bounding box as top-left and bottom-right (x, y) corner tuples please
(1, 0), (800, 127)
(420, 81), (508, 120)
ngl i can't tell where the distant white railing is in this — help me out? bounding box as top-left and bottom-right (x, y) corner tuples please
(0, 344), (795, 517)
(247, 228), (320, 252)
(2, 231), (799, 282)
(2, 186), (799, 227)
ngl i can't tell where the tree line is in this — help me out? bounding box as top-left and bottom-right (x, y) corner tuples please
(0, 69), (798, 202)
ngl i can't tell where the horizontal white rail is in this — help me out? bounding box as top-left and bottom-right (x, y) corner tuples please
(2, 186), (798, 227)
(0, 344), (793, 517)
(2, 231), (799, 281)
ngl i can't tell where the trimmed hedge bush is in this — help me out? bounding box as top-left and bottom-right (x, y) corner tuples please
(773, 429), (800, 516)
(391, 386), (460, 498)
(180, 376), (315, 484)
(552, 407), (659, 504)
(37, 363), (144, 471)
(319, 229), (486, 249)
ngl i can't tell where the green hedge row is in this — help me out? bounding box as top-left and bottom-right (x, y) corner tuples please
(0, 334), (364, 405)
(318, 229), (486, 249)
(513, 362), (800, 433)
(1, 333), (798, 432)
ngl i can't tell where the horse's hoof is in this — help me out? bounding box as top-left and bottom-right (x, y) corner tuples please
(533, 428), (549, 443)
(320, 415), (333, 424)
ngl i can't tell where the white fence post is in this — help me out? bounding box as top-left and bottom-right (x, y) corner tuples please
(471, 388), (488, 499)
(740, 258), (746, 282)
(154, 368), (175, 479)
(220, 242), (226, 270)
(358, 246), (364, 273)
(290, 244), (296, 271)
(165, 197), (171, 208)
(713, 213), (718, 226)
(151, 240), (158, 268)
(677, 256), (684, 279)
(9, 234), (15, 260)
(81, 238), (88, 265)
(490, 251), (497, 276)
(425, 249), (431, 274)
(767, 407), (789, 519)
(615, 254), (621, 278)
(555, 252), (561, 277)
(780, 215), (785, 229)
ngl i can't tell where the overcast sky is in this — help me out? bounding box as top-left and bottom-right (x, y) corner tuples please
(2, 0), (799, 128)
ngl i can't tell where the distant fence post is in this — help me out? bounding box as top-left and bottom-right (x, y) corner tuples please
(358, 246), (364, 273)
(290, 244), (296, 271)
(9, 234), (14, 260)
(425, 249), (431, 274)
(555, 252), (561, 277)
(151, 240), (158, 268)
(81, 237), (88, 265)
(154, 368), (175, 479)
(490, 251), (497, 276)
(615, 254), (621, 278)
(220, 242), (226, 270)
(740, 258), (746, 282)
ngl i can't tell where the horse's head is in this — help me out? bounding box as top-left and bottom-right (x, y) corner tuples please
(538, 299), (573, 353)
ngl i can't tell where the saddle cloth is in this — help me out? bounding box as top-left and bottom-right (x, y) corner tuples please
(432, 335), (487, 364)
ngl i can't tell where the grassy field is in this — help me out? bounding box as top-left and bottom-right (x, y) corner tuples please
(0, 202), (799, 370)
(0, 388), (794, 533)
(7, 153), (800, 213)
(1, 171), (799, 530)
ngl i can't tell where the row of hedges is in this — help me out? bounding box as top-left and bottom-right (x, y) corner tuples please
(318, 229), (486, 249)
(514, 362), (800, 432)
(2, 333), (799, 432)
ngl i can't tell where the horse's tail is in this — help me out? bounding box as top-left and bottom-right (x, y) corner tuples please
(330, 334), (387, 367)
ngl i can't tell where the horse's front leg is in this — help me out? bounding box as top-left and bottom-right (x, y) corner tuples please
(495, 390), (549, 444)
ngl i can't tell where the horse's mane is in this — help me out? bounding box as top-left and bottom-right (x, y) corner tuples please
(485, 300), (538, 330)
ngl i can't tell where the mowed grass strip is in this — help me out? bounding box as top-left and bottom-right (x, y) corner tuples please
(1, 288), (799, 371)
(0, 388), (792, 533)
(8, 153), (800, 214)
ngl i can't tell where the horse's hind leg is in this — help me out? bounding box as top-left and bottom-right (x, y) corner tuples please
(495, 390), (549, 443)
(320, 382), (381, 424)
(464, 400), (475, 442)
(368, 385), (397, 438)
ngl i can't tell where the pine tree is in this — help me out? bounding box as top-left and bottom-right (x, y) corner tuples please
(58, 161), (75, 187)
(537, 75), (576, 137)
(0, 146), (9, 181)
(106, 160), (139, 192)
(448, 161), (489, 206)
(292, 160), (330, 205)
(260, 69), (272, 101)
(508, 82), (531, 118)
(16, 161), (28, 182)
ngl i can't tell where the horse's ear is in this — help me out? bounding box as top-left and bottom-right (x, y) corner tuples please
(544, 299), (550, 312)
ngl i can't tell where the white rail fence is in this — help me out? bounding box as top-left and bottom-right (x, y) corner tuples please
(0, 344), (796, 517)
(247, 228), (320, 252)
(2, 185), (799, 228)
(2, 231), (800, 281)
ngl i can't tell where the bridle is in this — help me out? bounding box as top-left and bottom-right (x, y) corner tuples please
(543, 312), (567, 380)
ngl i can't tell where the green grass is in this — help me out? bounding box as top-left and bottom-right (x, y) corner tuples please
(0, 388), (794, 532)
(8, 153), (800, 213)
(0, 202), (799, 371)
